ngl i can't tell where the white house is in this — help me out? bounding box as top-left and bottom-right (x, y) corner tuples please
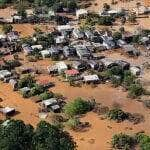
(56, 61), (68, 73)
(76, 9), (88, 19)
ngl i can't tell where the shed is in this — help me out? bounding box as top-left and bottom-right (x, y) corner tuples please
(50, 105), (60, 113)
(73, 28), (84, 39)
(83, 74), (99, 83)
(42, 98), (57, 108)
(72, 61), (86, 71)
(41, 50), (50, 58)
(22, 44), (33, 55)
(0, 107), (15, 115)
(20, 87), (31, 93)
(122, 44), (140, 56)
(101, 58), (117, 68)
(55, 36), (66, 44)
(115, 60), (130, 70)
(87, 60), (99, 70)
(47, 65), (58, 74)
(76, 9), (88, 19)
(31, 45), (43, 50)
(65, 69), (79, 78)
(57, 25), (73, 32)
(0, 70), (11, 80)
(75, 45), (91, 59)
(56, 61), (68, 73)
(9, 79), (18, 90)
(130, 66), (141, 76)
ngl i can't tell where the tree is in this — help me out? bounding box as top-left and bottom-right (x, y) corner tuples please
(2, 24), (13, 34)
(64, 97), (92, 117)
(32, 121), (76, 150)
(128, 83), (144, 98)
(107, 108), (128, 122)
(17, 5), (27, 19)
(112, 133), (135, 150)
(113, 32), (122, 41)
(136, 133), (150, 150)
(18, 75), (35, 89)
(128, 13), (137, 23)
(39, 91), (54, 100)
(0, 119), (34, 150)
(103, 3), (110, 11)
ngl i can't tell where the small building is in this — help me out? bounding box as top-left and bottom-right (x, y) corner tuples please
(47, 65), (58, 75)
(41, 50), (50, 58)
(101, 58), (117, 68)
(65, 69), (79, 79)
(122, 44), (140, 56)
(83, 74), (99, 83)
(115, 60), (130, 70)
(130, 66), (141, 76)
(0, 107), (15, 116)
(22, 44), (33, 55)
(0, 70), (11, 80)
(31, 45), (43, 50)
(42, 98), (60, 112)
(7, 31), (19, 42)
(0, 34), (7, 42)
(87, 60), (99, 70)
(57, 25), (73, 32)
(73, 28), (84, 39)
(55, 36), (66, 44)
(117, 39), (127, 47)
(20, 87), (31, 93)
(16, 67), (32, 74)
(76, 9), (88, 19)
(49, 47), (59, 57)
(56, 61), (68, 73)
(63, 46), (76, 58)
(84, 30), (94, 39)
(75, 45), (91, 59)
(72, 61), (87, 71)
(9, 79), (18, 91)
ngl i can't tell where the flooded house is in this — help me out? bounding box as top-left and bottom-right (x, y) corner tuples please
(72, 61), (87, 71)
(122, 44), (140, 56)
(56, 61), (68, 73)
(40, 50), (50, 58)
(73, 28), (84, 39)
(115, 60), (130, 70)
(76, 9), (88, 19)
(75, 45), (91, 59)
(42, 98), (60, 113)
(101, 58), (117, 69)
(83, 74), (100, 83)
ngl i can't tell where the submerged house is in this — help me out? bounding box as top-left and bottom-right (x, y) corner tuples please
(122, 44), (140, 56)
(73, 28), (84, 39)
(72, 61), (87, 71)
(22, 44), (33, 55)
(101, 58), (117, 68)
(115, 60), (130, 70)
(75, 45), (91, 59)
(83, 74), (99, 83)
(42, 98), (60, 113)
(76, 9), (88, 19)
(56, 61), (68, 73)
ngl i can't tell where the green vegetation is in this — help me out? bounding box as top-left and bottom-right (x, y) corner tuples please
(107, 108), (128, 122)
(0, 119), (76, 150)
(128, 83), (144, 98)
(18, 75), (35, 89)
(112, 133), (136, 150)
(2, 24), (13, 34)
(65, 117), (81, 130)
(39, 91), (54, 100)
(64, 97), (92, 117)
(136, 133), (150, 150)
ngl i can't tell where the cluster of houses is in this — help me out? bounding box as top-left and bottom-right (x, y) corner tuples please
(47, 59), (141, 84)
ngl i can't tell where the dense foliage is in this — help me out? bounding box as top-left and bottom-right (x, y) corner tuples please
(0, 120), (76, 150)
(64, 97), (92, 117)
(112, 133), (136, 150)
